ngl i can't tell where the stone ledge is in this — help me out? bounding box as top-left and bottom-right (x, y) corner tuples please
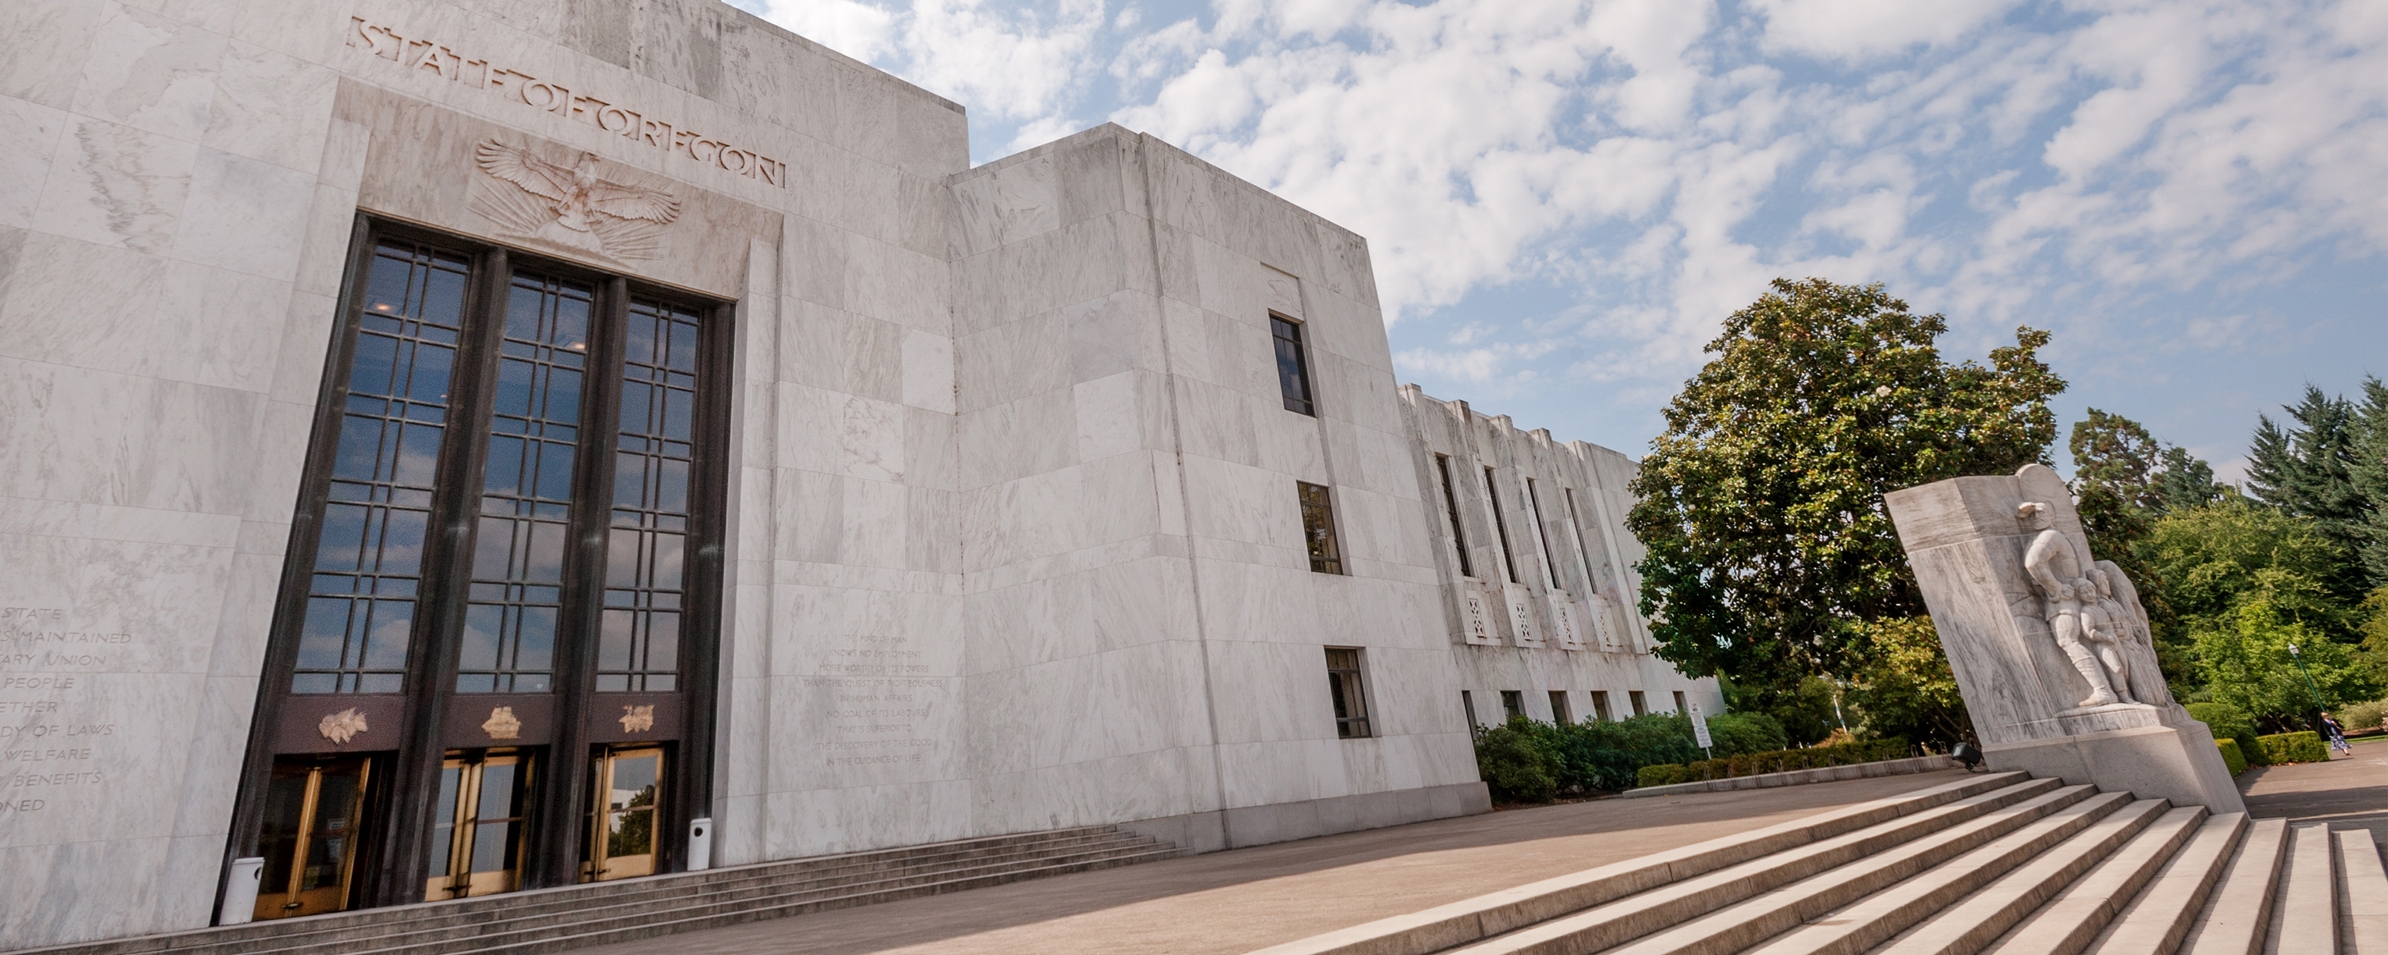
(1619, 755), (1957, 798)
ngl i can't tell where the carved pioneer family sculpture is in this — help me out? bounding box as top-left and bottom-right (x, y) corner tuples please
(1886, 464), (2242, 812)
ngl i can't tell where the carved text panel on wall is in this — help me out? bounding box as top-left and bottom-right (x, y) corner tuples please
(346, 18), (789, 188)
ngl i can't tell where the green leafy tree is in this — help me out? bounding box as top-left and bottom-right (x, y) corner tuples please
(2065, 409), (2223, 691)
(1627, 278), (2065, 703)
(2355, 378), (2388, 587)
(2248, 381), (2383, 595)
(2153, 446), (2224, 513)
(2144, 497), (2354, 638)
(1843, 617), (1975, 751)
(2191, 595), (2378, 730)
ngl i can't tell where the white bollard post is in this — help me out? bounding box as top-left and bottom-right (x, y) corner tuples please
(687, 817), (712, 871)
(219, 857), (264, 925)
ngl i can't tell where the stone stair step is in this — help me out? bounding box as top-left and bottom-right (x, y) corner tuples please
(1548, 785), (2116, 955)
(238, 841), (1178, 955)
(2337, 830), (2388, 954)
(1420, 778), (2067, 955)
(1694, 788), (2129, 955)
(350, 846), (1188, 955)
(2178, 818), (2287, 955)
(2266, 824), (2337, 955)
(1247, 772), (2035, 955)
(16, 825), (1170, 955)
(2081, 812), (2247, 955)
(1959, 804), (2204, 955)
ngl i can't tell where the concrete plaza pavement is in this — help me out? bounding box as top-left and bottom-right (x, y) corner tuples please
(2239, 734), (2388, 840)
(575, 770), (1971, 955)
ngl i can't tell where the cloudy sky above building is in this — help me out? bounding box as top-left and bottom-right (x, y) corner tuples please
(736, 0), (2387, 479)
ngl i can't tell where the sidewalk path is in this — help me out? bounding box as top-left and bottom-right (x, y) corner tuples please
(2239, 734), (2388, 841)
(573, 770), (1971, 955)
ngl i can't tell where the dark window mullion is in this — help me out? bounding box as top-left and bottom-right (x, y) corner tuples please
(562, 276), (628, 697)
(527, 276), (626, 888)
(414, 247), (512, 701)
(371, 242), (506, 909)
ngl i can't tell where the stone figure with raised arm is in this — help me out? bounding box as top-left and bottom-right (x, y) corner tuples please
(2018, 501), (2135, 707)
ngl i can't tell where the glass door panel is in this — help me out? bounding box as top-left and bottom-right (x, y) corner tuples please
(424, 749), (532, 901)
(586, 747), (662, 881)
(254, 756), (372, 920)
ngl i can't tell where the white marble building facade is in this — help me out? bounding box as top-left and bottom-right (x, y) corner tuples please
(0, 0), (1713, 947)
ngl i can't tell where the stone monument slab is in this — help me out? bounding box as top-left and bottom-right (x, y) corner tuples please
(1885, 463), (2243, 813)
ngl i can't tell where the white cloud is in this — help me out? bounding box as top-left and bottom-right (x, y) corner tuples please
(1751, 0), (2019, 61)
(753, 0), (2387, 457)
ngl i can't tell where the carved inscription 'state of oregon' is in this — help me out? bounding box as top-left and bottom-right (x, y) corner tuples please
(1, 607), (125, 817)
(346, 18), (790, 188)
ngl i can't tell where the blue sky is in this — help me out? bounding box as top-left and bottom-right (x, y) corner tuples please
(736, 0), (2387, 480)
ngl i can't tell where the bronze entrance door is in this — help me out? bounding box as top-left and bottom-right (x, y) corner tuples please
(424, 750), (534, 900)
(253, 756), (373, 920)
(586, 746), (664, 881)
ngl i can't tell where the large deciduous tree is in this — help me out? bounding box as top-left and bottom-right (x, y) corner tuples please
(1626, 278), (2066, 699)
(2065, 409), (2223, 694)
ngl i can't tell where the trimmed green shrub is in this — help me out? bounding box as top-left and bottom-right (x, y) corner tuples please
(1475, 717), (1560, 803)
(1632, 738), (1913, 788)
(2188, 702), (2269, 766)
(2258, 731), (2329, 764)
(2217, 739), (2249, 776)
(1638, 763), (1690, 787)
(1705, 711), (1791, 756)
(1549, 712), (1704, 792)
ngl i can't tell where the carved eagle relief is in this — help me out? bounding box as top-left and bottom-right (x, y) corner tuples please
(468, 139), (682, 261)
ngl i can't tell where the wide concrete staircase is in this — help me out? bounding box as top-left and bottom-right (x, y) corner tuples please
(1254, 771), (2387, 955)
(21, 824), (1178, 955)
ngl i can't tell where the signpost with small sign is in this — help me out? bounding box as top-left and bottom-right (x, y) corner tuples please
(1690, 701), (1713, 760)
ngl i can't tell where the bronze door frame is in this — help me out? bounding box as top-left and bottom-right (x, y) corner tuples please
(222, 216), (732, 917)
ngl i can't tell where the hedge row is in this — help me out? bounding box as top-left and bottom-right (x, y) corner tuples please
(2187, 702), (2271, 767)
(1473, 711), (1804, 802)
(2217, 739), (2249, 776)
(2258, 730), (2328, 764)
(1635, 738), (1914, 788)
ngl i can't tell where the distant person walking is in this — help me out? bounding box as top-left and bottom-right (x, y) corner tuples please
(2324, 715), (2352, 756)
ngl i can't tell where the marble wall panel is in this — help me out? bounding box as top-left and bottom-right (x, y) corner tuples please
(172, 148), (313, 281)
(1073, 372), (1144, 462)
(955, 307), (1067, 414)
(957, 389), (1075, 488)
(950, 152), (1057, 258)
(0, 100), (69, 230)
(33, 114), (197, 255)
(3, 0), (106, 111)
(1066, 287), (1156, 383)
(201, 39), (337, 174)
(71, 4), (224, 143)
(1056, 132), (1130, 228)
(967, 744), (1209, 835)
(952, 215), (1130, 337)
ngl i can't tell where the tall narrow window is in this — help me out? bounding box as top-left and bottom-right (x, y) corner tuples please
(1484, 466), (1518, 584)
(1564, 488), (1600, 592)
(1271, 316), (1315, 416)
(599, 299), (704, 692)
(293, 241), (470, 694)
(1548, 691), (1572, 725)
(1324, 648), (1372, 739)
(1435, 454), (1473, 578)
(1500, 690), (1525, 721)
(1629, 690), (1647, 717)
(1461, 690), (1479, 731)
(1297, 481), (1344, 575)
(1590, 690), (1613, 722)
(1525, 478), (1559, 589)
(456, 271), (592, 693)
(1673, 690), (1688, 715)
